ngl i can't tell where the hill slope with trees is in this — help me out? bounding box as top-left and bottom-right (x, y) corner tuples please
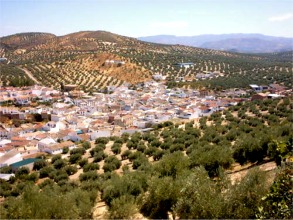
(0, 31), (292, 91)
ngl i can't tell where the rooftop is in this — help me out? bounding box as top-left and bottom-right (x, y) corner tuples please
(11, 158), (40, 168)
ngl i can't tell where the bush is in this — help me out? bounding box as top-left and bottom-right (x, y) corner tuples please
(112, 145), (121, 155)
(137, 142), (146, 152)
(79, 158), (88, 167)
(51, 154), (62, 164)
(121, 133), (130, 142)
(39, 166), (55, 178)
(103, 163), (118, 173)
(15, 167), (30, 179)
(70, 147), (85, 155)
(69, 153), (82, 164)
(144, 147), (157, 156)
(233, 136), (265, 165)
(50, 170), (69, 183)
(39, 179), (55, 189)
(26, 172), (39, 182)
(53, 159), (67, 169)
(33, 159), (48, 171)
(95, 137), (109, 145)
(114, 138), (123, 144)
(63, 165), (78, 175)
(108, 195), (137, 219)
(132, 157), (149, 170)
(83, 163), (99, 172)
(190, 144), (233, 177)
(79, 171), (99, 182)
(257, 164), (293, 219)
(153, 149), (164, 161)
(62, 147), (69, 154)
(82, 141), (91, 150)
(93, 151), (107, 162)
(121, 150), (131, 160)
(128, 151), (143, 162)
(0, 166), (13, 174)
(104, 156), (121, 168)
(170, 143), (185, 153)
(90, 146), (104, 157)
(0, 179), (12, 197)
(103, 156), (122, 171)
(150, 139), (161, 148)
(126, 140), (135, 150)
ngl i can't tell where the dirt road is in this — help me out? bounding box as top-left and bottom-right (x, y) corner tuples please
(228, 161), (277, 184)
(18, 67), (41, 84)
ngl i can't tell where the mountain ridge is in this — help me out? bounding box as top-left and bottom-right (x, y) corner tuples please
(2, 31), (292, 54)
(138, 33), (293, 53)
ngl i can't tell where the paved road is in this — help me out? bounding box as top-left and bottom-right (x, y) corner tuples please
(18, 67), (41, 84)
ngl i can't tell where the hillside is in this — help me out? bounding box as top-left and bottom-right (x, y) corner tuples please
(0, 31), (153, 89)
(0, 32), (56, 50)
(201, 38), (293, 53)
(0, 97), (292, 219)
(0, 31), (292, 90)
(138, 34), (293, 53)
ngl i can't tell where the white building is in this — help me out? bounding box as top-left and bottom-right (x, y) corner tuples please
(0, 149), (23, 167)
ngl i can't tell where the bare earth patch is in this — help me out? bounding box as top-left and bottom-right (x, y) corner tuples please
(228, 161), (277, 185)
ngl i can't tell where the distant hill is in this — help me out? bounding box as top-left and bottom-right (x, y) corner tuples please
(0, 32), (56, 49)
(0, 31), (143, 51)
(138, 34), (293, 53)
(0, 31), (292, 90)
(0, 31), (154, 88)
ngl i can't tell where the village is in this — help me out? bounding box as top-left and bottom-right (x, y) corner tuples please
(0, 77), (290, 179)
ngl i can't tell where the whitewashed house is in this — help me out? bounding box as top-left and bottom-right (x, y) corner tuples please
(90, 130), (111, 140)
(0, 149), (23, 167)
(42, 121), (66, 133)
(43, 141), (76, 154)
(37, 137), (57, 151)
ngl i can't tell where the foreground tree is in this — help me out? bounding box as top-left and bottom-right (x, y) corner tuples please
(0, 183), (97, 219)
(257, 163), (293, 219)
(173, 167), (224, 219)
(140, 176), (181, 219)
(108, 195), (137, 219)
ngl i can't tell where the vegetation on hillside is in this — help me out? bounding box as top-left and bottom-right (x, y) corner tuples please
(0, 31), (292, 90)
(0, 64), (34, 87)
(0, 97), (292, 219)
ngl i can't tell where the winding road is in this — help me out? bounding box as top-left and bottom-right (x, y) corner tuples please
(18, 67), (41, 85)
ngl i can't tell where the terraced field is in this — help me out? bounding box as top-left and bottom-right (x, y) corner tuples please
(18, 52), (151, 91)
(0, 64), (34, 87)
(0, 31), (292, 90)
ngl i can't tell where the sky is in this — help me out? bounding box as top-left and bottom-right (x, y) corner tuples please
(0, 0), (292, 38)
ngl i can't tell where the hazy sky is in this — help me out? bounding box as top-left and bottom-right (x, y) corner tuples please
(0, 0), (292, 37)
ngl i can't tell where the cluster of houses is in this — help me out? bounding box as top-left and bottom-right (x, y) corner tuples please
(153, 71), (223, 83)
(195, 71), (224, 80)
(172, 62), (194, 68)
(0, 80), (291, 178)
(249, 84), (288, 100)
